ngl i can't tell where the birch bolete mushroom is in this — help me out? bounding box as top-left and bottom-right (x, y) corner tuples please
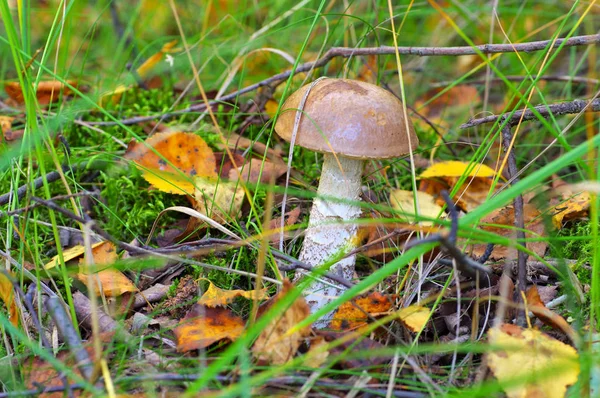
(275, 78), (418, 323)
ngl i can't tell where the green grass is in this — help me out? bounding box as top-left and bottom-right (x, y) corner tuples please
(1, 0), (599, 396)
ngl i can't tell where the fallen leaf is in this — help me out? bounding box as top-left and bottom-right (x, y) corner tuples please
(174, 304), (245, 352)
(390, 189), (444, 225)
(0, 272), (19, 327)
(193, 177), (244, 223)
(302, 335), (329, 368)
(396, 305), (431, 332)
(265, 99), (279, 119)
(550, 186), (590, 228)
(329, 292), (392, 331)
(526, 285), (576, 342)
(229, 158), (287, 185)
(44, 241), (106, 270)
(252, 281), (311, 365)
(414, 86), (481, 128)
(22, 355), (82, 398)
(488, 324), (579, 398)
(125, 131), (217, 195)
(77, 242), (137, 297)
(0, 116), (14, 139)
(420, 161), (497, 179)
(5, 80), (77, 105)
(470, 204), (548, 260)
(267, 206), (301, 243)
(197, 278), (269, 307)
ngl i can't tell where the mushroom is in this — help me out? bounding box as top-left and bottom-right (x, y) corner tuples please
(275, 78), (418, 324)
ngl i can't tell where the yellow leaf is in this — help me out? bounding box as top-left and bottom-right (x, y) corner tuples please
(174, 304), (245, 352)
(488, 324), (579, 398)
(0, 116), (14, 134)
(0, 273), (19, 327)
(136, 40), (178, 79)
(397, 305), (430, 332)
(197, 279), (269, 307)
(419, 161), (496, 179)
(551, 190), (590, 228)
(76, 268), (137, 297)
(264, 99), (279, 119)
(125, 131), (217, 195)
(390, 190), (444, 226)
(194, 177), (244, 223)
(77, 242), (137, 297)
(44, 241), (106, 270)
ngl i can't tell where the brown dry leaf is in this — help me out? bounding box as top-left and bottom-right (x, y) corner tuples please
(302, 335), (329, 368)
(5, 80), (77, 105)
(329, 292), (392, 331)
(22, 355), (81, 398)
(252, 281), (311, 365)
(174, 304), (245, 352)
(229, 158), (287, 185)
(268, 206), (301, 243)
(0, 272), (19, 327)
(525, 286), (576, 342)
(77, 242), (137, 297)
(397, 305), (431, 332)
(125, 131), (217, 195)
(414, 86), (481, 128)
(470, 204), (548, 260)
(197, 278), (269, 307)
(390, 189), (444, 225)
(488, 324), (579, 398)
(193, 177), (245, 223)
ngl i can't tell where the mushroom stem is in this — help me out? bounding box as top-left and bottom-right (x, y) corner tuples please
(297, 153), (363, 326)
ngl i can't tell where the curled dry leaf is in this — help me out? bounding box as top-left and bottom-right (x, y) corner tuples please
(470, 204), (547, 260)
(229, 158), (288, 185)
(267, 206), (301, 243)
(197, 278), (269, 307)
(329, 292), (392, 331)
(125, 131), (217, 195)
(390, 189), (444, 226)
(174, 304), (245, 352)
(0, 116), (15, 140)
(0, 272), (19, 327)
(5, 80), (77, 105)
(488, 324), (579, 398)
(252, 281), (311, 365)
(549, 184), (590, 228)
(44, 241), (106, 270)
(525, 285), (576, 342)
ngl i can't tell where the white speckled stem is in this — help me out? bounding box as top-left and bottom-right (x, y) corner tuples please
(297, 153), (363, 327)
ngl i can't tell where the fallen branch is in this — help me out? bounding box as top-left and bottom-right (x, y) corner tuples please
(460, 98), (600, 129)
(87, 34), (600, 127)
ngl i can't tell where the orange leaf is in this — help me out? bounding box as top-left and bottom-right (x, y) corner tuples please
(136, 40), (178, 79)
(252, 281), (311, 365)
(197, 278), (269, 307)
(0, 272), (19, 327)
(174, 304), (245, 352)
(525, 286), (576, 342)
(329, 292), (392, 331)
(125, 131), (217, 195)
(5, 80), (77, 105)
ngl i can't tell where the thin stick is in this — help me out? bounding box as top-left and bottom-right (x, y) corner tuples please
(500, 125), (528, 327)
(460, 97), (600, 129)
(87, 34), (600, 127)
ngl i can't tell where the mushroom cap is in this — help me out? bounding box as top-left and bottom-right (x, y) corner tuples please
(274, 78), (418, 159)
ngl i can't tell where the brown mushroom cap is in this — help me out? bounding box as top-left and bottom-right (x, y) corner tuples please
(274, 78), (418, 159)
